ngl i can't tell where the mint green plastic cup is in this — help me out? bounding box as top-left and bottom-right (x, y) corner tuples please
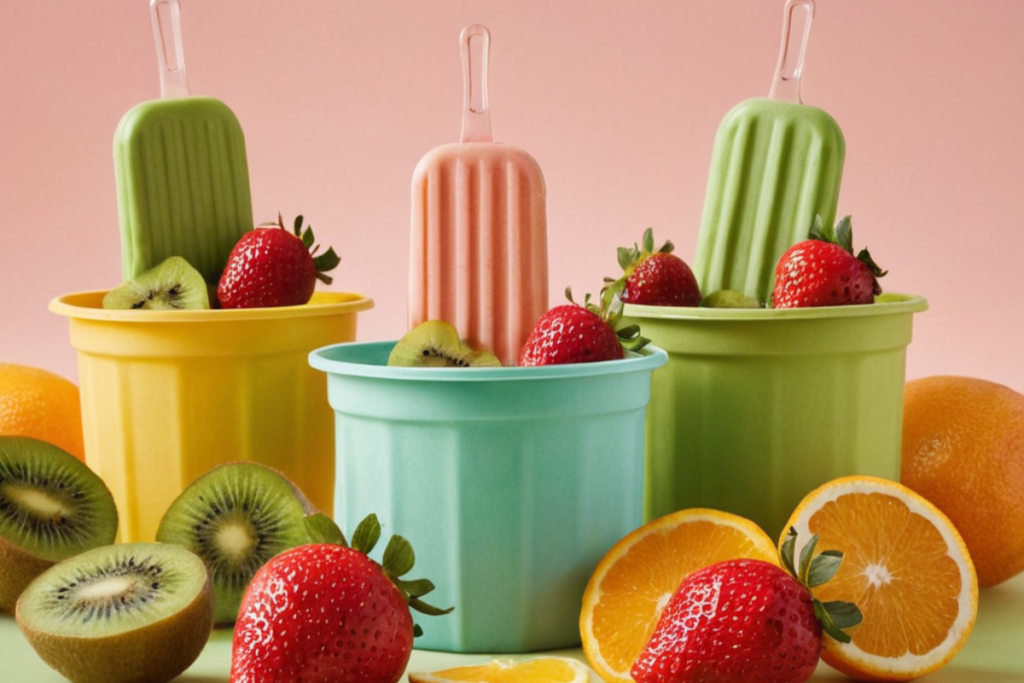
(309, 342), (667, 653)
(621, 293), (927, 541)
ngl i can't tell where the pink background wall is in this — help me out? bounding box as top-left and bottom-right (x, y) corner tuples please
(2, 1), (1022, 392)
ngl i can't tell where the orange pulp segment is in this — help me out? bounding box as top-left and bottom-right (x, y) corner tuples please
(579, 508), (779, 683)
(783, 475), (978, 682)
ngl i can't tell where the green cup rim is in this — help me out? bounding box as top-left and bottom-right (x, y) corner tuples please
(49, 290), (373, 322)
(310, 341), (668, 382)
(624, 292), (927, 321)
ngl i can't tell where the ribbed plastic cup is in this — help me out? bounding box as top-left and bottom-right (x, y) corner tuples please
(49, 290), (373, 543)
(309, 341), (667, 653)
(621, 293), (927, 541)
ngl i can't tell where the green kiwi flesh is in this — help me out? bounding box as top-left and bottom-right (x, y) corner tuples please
(156, 461), (339, 625)
(0, 436), (119, 613)
(388, 320), (502, 367)
(16, 542), (214, 683)
(700, 289), (763, 308)
(102, 256), (210, 310)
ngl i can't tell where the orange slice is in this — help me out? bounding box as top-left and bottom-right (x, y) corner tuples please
(579, 508), (779, 683)
(783, 475), (978, 682)
(407, 657), (589, 683)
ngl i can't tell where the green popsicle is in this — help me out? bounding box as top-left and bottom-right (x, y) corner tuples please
(693, 0), (844, 305)
(114, 0), (252, 285)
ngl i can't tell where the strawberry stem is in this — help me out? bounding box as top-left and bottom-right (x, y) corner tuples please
(343, 514), (454, 627)
(808, 214), (887, 294)
(304, 512), (347, 546)
(781, 527), (863, 645)
(351, 514), (382, 554)
(566, 286), (650, 354)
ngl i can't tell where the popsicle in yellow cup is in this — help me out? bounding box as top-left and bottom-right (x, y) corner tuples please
(114, 0), (253, 286)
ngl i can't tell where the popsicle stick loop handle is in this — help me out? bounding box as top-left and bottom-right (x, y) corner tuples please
(460, 24), (493, 143)
(151, 0), (191, 98)
(768, 0), (815, 104)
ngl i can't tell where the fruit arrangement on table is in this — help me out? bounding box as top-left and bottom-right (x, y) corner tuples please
(4, 0), (1024, 682)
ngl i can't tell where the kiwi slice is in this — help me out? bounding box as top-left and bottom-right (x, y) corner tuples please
(16, 542), (214, 683)
(102, 256), (210, 310)
(156, 461), (341, 625)
(388, 320), (502, 367)
(700, 289), (763, 309)
(0, 436), (118, 613)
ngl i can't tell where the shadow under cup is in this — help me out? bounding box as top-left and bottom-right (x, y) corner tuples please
(49, 290), (373, 544)
(622, 292), (928, 541)
(309, 341), (668, 653)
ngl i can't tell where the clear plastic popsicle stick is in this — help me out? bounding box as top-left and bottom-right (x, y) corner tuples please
(460, 24), (493, 143)
(150, 0), (191, 99)
(768, 0), (815, 104)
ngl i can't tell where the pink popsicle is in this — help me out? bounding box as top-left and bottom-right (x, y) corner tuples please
(409, 25), (548, 366)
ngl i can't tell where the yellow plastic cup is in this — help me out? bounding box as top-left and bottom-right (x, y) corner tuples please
(49, 290), (373, 543)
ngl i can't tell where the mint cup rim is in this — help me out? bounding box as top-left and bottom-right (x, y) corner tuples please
(623, 292), (927, 321)
(309, 341), (668, 382)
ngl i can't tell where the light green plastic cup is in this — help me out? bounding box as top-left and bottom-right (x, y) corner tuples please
(309, 342), (667, 653)
(621, 293), (927, 541)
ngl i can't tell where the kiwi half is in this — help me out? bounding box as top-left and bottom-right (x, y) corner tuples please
(156, 461), (342, 625)
(102, 256), (210, 310)
(388, 320), (501, 367)
(0, 436), (118, 613)
(16, 542), (214, 683)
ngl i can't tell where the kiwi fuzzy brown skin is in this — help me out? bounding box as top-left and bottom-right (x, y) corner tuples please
(0, 540), (53, 613)
(0, 436), (119, 613)
(15, 542), (215, 683)
(156, 461), (343, 625)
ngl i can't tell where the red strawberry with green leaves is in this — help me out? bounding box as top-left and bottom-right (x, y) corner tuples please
(218, 213), (340, 308)
(518, 288), (647, 366)
(632, 529), (861, 683)
(229, 514), (452, 683)
(772, 215), (886, 309)
(603, 228), (701, 307)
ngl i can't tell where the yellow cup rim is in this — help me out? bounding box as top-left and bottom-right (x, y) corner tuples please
(49, 290), (374, 323)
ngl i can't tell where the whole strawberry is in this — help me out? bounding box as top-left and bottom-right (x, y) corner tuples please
(218, 213), (340, 308)
(632, 530), (861, 683)
(604, 228), (701, 307)
(519, 289), (647, 366)
(772, 215), (886, 309)
(230, 514), (451, 683)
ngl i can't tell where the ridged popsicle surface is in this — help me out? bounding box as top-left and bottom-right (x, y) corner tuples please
(694, 98), (845, 304)
(114, 96), (253, 284)
(410, 142), (548, 366)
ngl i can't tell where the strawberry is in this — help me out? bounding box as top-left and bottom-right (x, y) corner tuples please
(772, 215), (886, 309)
(603, 228), (701, 307)
(229, 514), (451, 683)
(632, 530), (861, 683)
(518, 288), (647, 366)
(218, 213), (340, 308)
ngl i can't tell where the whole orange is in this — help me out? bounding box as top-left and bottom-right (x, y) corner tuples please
(0, 363), (85, 462)
(901, 375), (1024, 588)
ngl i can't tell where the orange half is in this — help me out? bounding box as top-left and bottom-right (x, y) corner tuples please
(783, 475), (978, 682)
(579, 508), (779, 683)
(407, 657), (589, 683)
